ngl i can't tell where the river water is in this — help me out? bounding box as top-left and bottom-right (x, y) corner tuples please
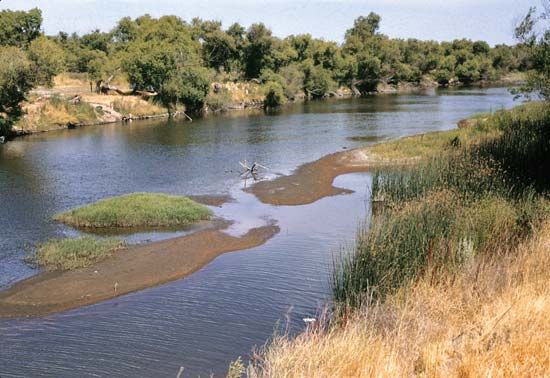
(0, 88), (516, 377)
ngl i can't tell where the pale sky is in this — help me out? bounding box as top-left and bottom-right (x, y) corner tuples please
(0, 0), (539, 45)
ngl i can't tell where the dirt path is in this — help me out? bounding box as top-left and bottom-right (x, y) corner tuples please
(0, 223), (279, 318)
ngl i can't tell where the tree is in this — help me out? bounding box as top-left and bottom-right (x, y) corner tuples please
(202, 29), (237, 71)
(0, 8), (42, 47)
(112, 17), (139, 44)
(279, 64), (305, 99)
(345, 13), (381, 40)
(514, 3), (550, 99)
(244, 23), (274, 79)
(303, 61), (336, 98)
(122, 40), (176, 92)
(160, 66), (212, 113)
(0, 46), (33, 137)
(86, 51), (117, 92)
(342, 14), (385, 94)
(27, 36), (65, 86)
(80, 29), (112, 53)
(263, 81), (286, 108)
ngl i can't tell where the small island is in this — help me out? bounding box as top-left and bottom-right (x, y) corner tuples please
(53, 192), (213, 228)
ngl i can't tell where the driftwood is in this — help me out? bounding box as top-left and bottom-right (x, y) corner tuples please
(239, 160), (269, 179)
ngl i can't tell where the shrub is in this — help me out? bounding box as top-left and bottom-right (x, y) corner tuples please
(263, 81), (286, 108)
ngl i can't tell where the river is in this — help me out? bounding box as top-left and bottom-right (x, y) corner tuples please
(0, 87), (516, 377)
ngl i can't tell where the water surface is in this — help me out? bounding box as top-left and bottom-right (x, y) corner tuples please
(0, 88), (516, 377)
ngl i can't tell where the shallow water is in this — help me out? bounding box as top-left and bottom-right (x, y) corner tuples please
(0, 88), (516, 377)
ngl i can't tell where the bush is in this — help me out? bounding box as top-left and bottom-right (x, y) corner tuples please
(263, 81), (286, 108)
(205, 87), (233, 112)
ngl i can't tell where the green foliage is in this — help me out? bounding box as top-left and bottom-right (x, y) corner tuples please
(0, 8), (42, 47)
(161, 66), (212, 113)
(303, 62), (336, 98)
(27, 36), (65, 86)
(279, 64), (305, 99)
(244, 23), (274, 79)
(512, 5), (550, 99)
(80, 29), (112, 53)
(53, 193), (213, 228)
(333, 103), (550, 308)
(0, 8), (534, 115)
(0, 46), (33, 137)
(35, 237), (126, 270)
(202, 29), (238, 71)
(205, 87), (232, 112)
(263, 81), (286, 108)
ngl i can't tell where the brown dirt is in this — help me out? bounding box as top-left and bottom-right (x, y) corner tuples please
(246, 148), (388, 206)
(0, 223), (279, 318)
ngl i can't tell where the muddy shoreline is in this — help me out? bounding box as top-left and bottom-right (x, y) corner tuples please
(0, 222), (279, 318)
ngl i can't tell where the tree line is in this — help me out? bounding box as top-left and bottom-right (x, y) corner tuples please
(0, 7), (547, 137)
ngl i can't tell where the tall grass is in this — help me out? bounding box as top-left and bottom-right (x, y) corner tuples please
(251, 222), (550, 377)
(333, 101), (550, 308)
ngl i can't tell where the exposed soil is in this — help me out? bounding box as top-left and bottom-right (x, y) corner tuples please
(0, 222), (279, 318)
(246, 148), (391, 206)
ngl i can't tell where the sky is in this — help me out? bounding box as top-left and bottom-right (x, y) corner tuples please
(0, 0), (540, 45)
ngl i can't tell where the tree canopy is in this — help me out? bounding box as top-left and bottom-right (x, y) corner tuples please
(0, 7), (536, 134)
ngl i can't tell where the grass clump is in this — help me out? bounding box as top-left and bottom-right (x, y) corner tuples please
(35, 236), (125, 270)
(54, 193), (213, 229)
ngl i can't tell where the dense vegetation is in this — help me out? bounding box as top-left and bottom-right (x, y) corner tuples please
(54, 193), (212, 228)
(333, 103), (550, 307)
(0, 7), (538, 137)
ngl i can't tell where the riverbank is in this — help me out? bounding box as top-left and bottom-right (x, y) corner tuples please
(7, 72), (524, 139)
(248, 101), (550, 376)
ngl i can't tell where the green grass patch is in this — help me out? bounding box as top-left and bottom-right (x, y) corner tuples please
(54, 193), (213, 229)
(35, 236), (126, 270)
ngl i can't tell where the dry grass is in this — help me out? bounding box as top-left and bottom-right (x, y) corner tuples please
(107, 96), (166, 117)
(251, 223), (550, 377)
(16, 95), (100, 132)
(367, 124), (500, 161)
